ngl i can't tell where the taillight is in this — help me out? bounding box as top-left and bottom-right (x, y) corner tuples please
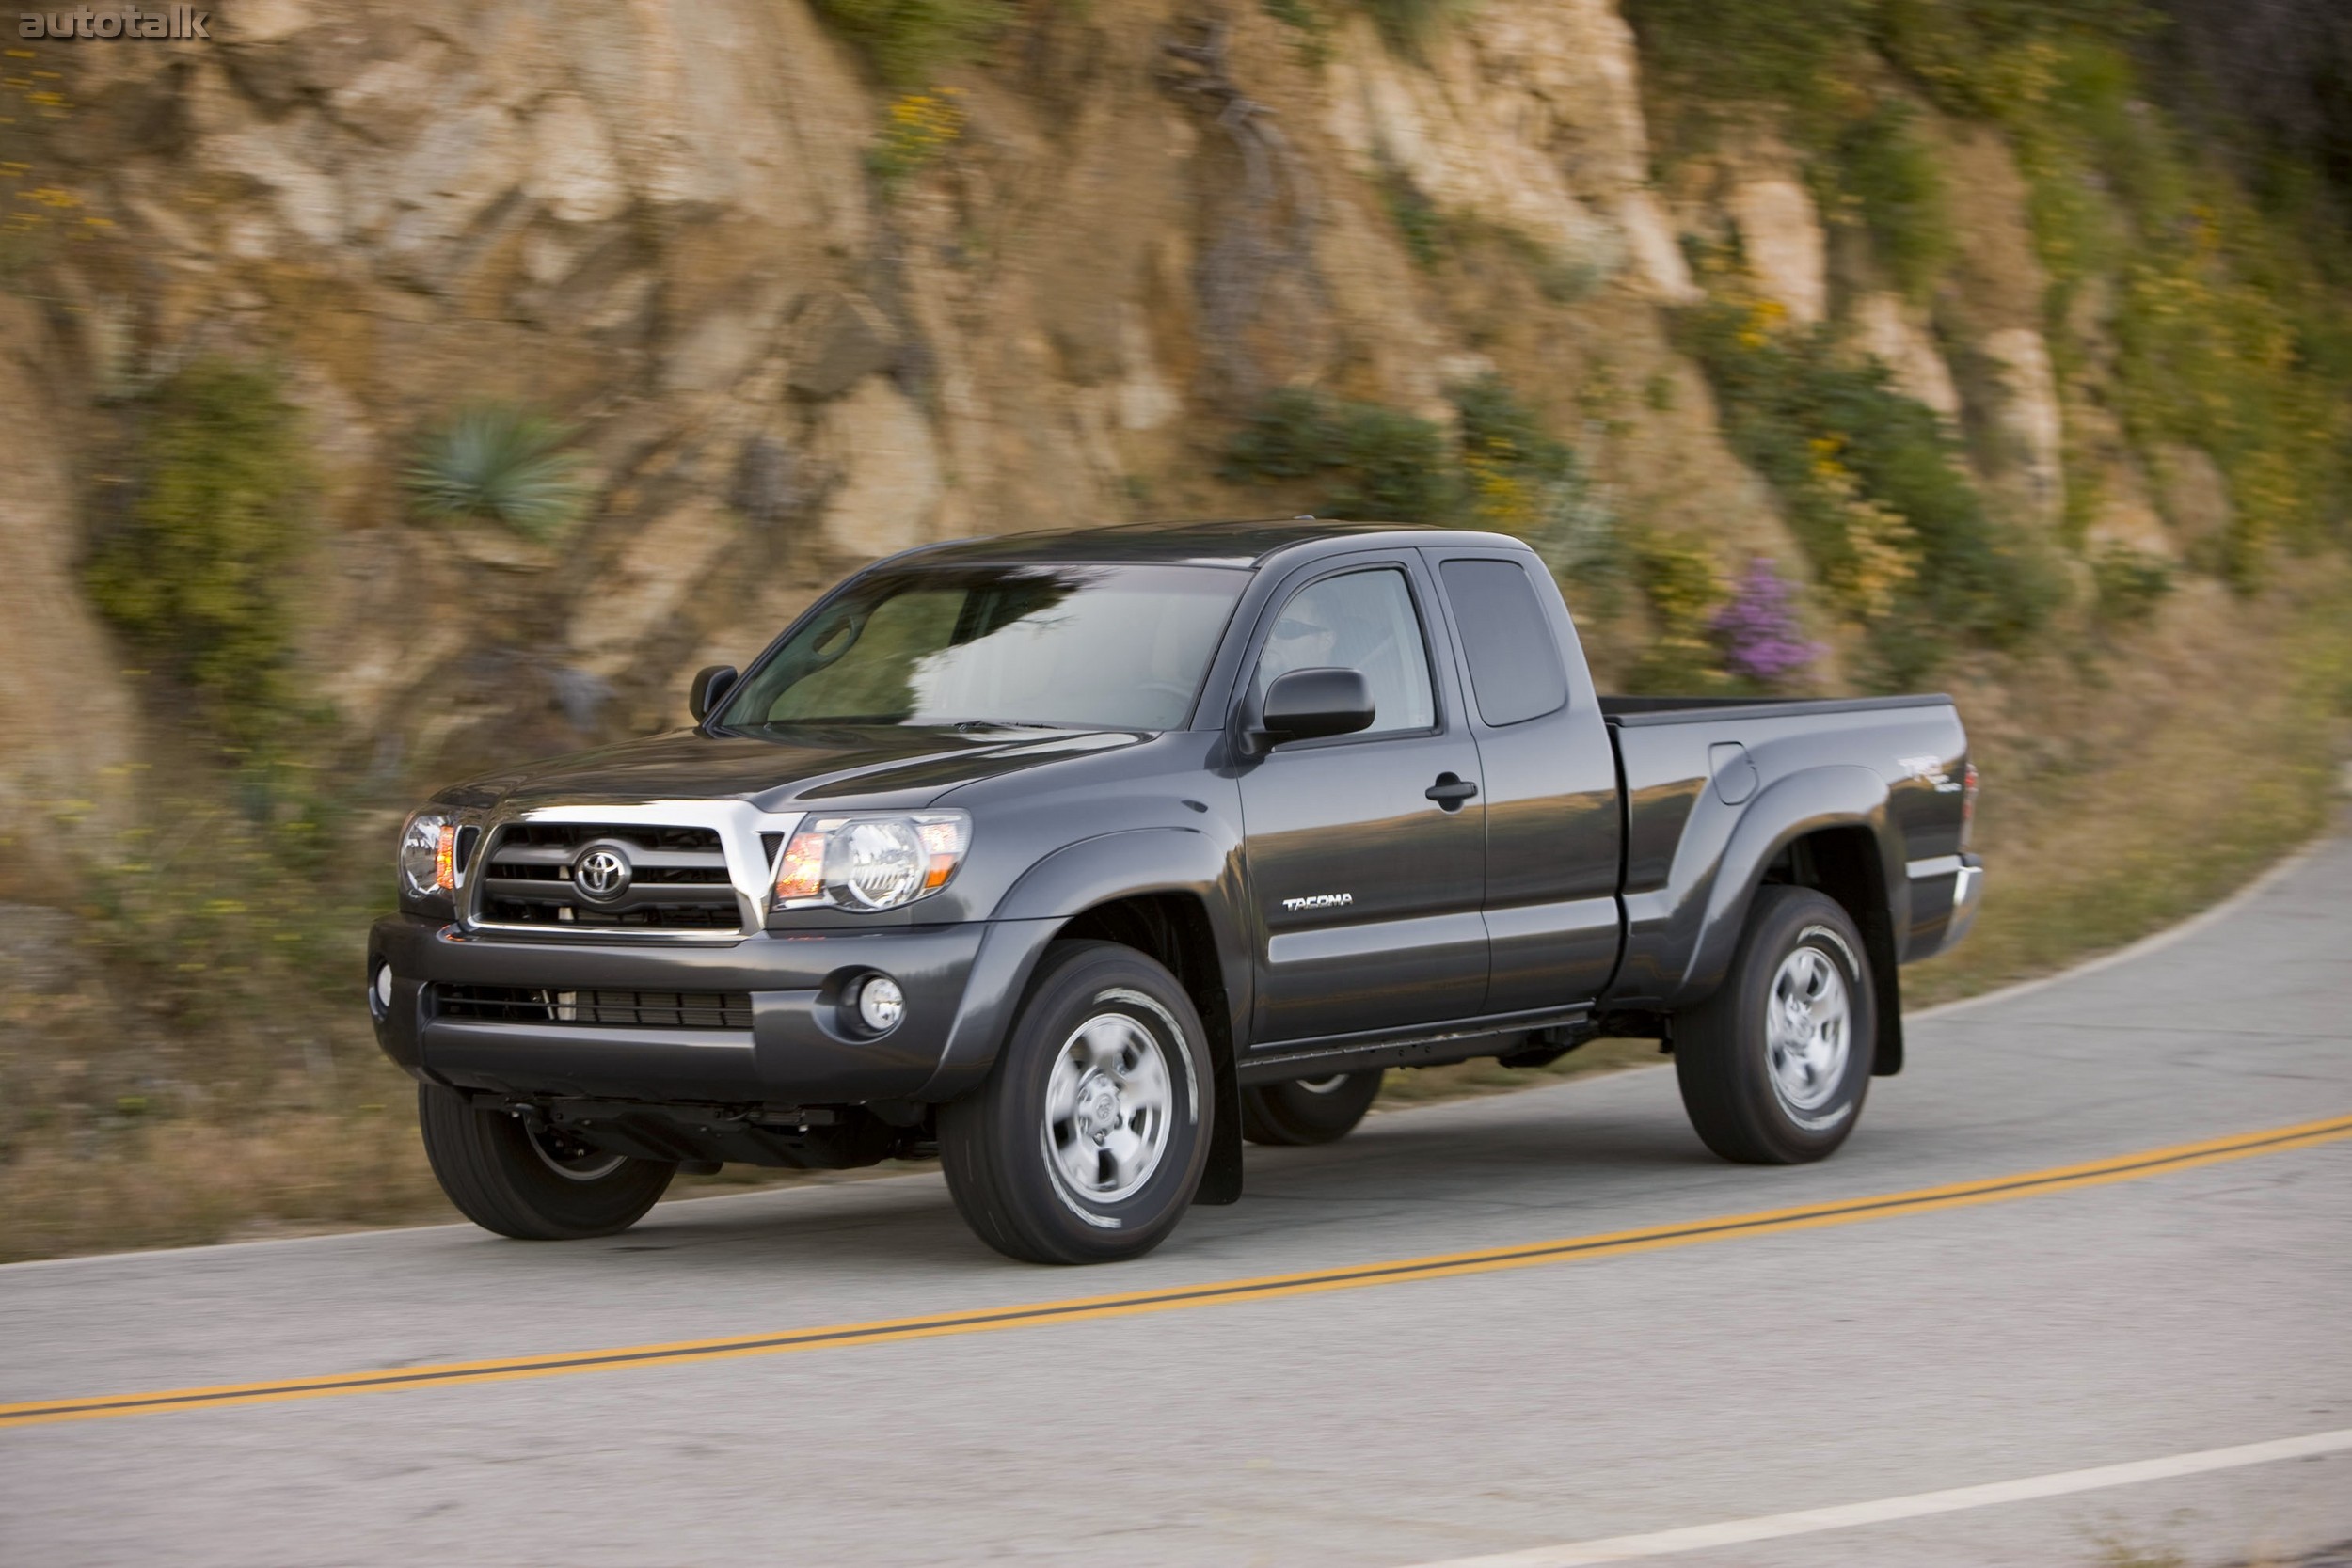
(1959, 762), (1979, 851)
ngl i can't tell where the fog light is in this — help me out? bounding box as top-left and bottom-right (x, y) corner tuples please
(371, 962), (394, 1018)
(854, 974), (905, 1035)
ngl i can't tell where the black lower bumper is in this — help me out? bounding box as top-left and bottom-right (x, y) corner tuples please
(369, 915), (1043, 1105)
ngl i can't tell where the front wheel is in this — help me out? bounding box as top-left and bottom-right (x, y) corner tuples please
(940, 942), (1213, 1264)
(1673, 886), (1876, 1164)
(1241, 1070), (1384, 1146)
(417, 1084), (675, 1240)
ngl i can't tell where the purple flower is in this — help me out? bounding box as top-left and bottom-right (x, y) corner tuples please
(1710, 558), (1821, 687)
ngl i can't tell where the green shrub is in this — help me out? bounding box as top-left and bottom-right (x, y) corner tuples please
(1832, 103), (1953, 299)
(405, 404), (587, 541)
(1221, 388), (1462, 523)
(84, 359), (310, 741)
(2090, 545), (2174, 624)
(813, 0), (1009, 89)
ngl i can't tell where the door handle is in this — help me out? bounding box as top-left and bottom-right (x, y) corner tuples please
(1424, 773), (1479, 809)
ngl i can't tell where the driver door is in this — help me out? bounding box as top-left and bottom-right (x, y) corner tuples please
(1235, 559), (1488, 1044)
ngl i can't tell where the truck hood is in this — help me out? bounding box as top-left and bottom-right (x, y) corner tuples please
(464, 724), (1150, 816)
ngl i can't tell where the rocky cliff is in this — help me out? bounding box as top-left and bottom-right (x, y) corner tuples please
(8, 0), (2168, 791)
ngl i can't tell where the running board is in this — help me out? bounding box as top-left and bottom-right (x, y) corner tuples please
(1237, 1005), (1594, 1086)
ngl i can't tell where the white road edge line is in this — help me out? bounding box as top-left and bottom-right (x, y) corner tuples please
(1407, 1428), (2352, 1567)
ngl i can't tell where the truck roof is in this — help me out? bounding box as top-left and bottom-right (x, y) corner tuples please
(904, 517), (1529, 569)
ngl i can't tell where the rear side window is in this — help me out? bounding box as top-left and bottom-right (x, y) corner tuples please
(1439, 559), (1568, 726)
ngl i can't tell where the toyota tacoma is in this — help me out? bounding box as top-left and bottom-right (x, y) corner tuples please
(370, 519), (1982, 1262)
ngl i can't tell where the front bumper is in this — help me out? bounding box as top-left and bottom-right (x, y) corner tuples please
(369, 914), (1036, 1105)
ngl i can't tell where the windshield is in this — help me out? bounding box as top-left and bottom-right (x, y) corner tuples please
(717, 562), (1248, 732)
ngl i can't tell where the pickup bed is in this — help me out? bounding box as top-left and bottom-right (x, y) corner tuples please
(370, 519), (1981, 1262)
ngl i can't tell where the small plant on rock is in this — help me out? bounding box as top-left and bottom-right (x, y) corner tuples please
(405, 404), (587, 541)
(868, 89), (965, 190)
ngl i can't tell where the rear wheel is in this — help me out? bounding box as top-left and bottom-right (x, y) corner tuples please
(1674, 886), (1875, 1164)
(1240, 1069), (1384, 1146)
(417, 1084), (675, 1240)
(940, 941), (1213, 1264)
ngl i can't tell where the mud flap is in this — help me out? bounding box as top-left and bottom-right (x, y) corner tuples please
(1192, 1036), (1245, 1205)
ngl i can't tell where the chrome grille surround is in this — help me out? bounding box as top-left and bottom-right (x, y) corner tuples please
(459, 801), (803, 942)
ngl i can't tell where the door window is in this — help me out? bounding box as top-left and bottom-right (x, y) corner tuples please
(1256, 568), (1436, 736)
(1439, 558), (1568, 726)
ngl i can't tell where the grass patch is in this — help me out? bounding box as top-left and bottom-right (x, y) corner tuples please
(1906, 572), (2351, 1005)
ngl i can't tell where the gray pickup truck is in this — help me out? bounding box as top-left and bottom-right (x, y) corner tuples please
(370, 519), (1980, 1262)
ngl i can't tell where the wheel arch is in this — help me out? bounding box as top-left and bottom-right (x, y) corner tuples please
(1675, 768), (1907, 1075)
(1049, 892), (1246, 1205)
(923, 831), (1252, 1202)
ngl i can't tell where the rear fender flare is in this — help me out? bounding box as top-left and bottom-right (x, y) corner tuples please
(1674, 765), (1904, 1018)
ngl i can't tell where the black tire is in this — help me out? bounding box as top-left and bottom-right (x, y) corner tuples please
(416, 1084), (675, 1240)
(1674, 885), (1876, 1164)
(1240, 1070), (1384, 1146)
(939, 941), (1214, 1264)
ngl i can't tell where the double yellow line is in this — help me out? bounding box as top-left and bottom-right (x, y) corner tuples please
(7, 1112), (2348, 1432)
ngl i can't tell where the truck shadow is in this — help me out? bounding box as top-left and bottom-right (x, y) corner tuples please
(530, 1094), (1722, 1278)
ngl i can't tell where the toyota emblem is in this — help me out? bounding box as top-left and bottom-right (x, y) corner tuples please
(572, 844), (633, 904)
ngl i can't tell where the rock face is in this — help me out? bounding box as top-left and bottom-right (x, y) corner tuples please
(0, 0), (2223, 820)
(0, 300), (140, 886)
(1851, 292), (1962, 420)
(1979, 326), (2068, 530)
(1322, 0), (1694, 303)
(1728, 175), (1828, 325)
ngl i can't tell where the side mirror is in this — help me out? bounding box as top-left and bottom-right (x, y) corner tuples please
(689, 664), (739, 723)
(1252, 667), (1375, 752)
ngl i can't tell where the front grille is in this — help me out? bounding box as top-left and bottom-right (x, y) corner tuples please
(434, 985), (754, 1030)
(474, 822), (740, 933)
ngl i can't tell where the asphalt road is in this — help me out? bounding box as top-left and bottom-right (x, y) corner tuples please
(5, 831), (2350, 1568)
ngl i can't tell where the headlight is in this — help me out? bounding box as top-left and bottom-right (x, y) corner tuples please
(400, 811), (456, 900)
(774, 812), (969, 912)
